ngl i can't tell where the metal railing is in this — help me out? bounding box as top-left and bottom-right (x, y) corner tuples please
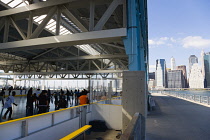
(0, 104), (91, 140)
(159, 91), (210, 105)
(0, 96), (122, 140)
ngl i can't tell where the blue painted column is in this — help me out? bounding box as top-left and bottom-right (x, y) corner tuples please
(123, 0), (148, 72)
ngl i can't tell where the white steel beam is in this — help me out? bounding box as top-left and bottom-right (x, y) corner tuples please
(0, 17), (5, 31)
(92, 60), (101, 70)
(0, 0), (77, 19)
(101, 43), (125, 50)
(94, 0), (123, 31)
(0, 0), (114, 20)
(3, 18), (9, 43)
(30, 6), (57, 39)
(16, 77), (122, 80)
(27, 12), (33, 38)
(0, 28), (126, 52)
(89, 0), (95, 31)
(0, 55), (127, 65)
(32, 48), (57, 59)
(56, 8), (61, 35)
(0, 70), (124, 75)
(9, 17), (26, 40)
(62, 5), (88, 32)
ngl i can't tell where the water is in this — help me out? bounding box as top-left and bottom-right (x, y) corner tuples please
(150, 90), (210, 97)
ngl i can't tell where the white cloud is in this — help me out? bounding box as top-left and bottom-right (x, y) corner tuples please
(160, 37), (169, 41)
(182, 36), (210, 49)
(148, 40), (155, 45)
(149, 37), (176, 48)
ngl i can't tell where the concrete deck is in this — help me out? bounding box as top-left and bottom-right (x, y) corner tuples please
(146, 93), (210, 140)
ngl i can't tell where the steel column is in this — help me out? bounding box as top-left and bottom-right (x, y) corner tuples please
(123, 0), (148, 71)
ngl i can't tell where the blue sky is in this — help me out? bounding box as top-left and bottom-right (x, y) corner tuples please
(148, 0), (210, 72)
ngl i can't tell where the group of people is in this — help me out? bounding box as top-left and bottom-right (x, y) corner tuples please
(0, 87), (90, 120)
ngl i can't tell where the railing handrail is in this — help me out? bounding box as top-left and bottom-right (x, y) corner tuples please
(60, 125), (92, 140)
(0, 104), (88, 125)
(154, 91), (210, 106)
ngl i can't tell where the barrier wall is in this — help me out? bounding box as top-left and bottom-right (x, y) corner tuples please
(0, 106), (84, 140)
(0, 98), (122, 140)
(20, 117), (80, 140)
(91, 104), (122, 130)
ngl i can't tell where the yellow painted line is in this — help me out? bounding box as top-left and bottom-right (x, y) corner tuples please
(3, 95), (26, 98)
(112, 96), (121, 98)
(60, 125), (92, 140)
(15, 95), (27, 97)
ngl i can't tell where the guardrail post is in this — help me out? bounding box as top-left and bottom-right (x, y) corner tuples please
(21, 120), (28, 138)
(200, 96), (202, 103)
(81, 106), (87, 127)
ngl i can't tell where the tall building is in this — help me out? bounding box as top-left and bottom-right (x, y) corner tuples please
(171, 57), (176, 70)
(156, 62), (164, 87)
(189, 55), (198, 75)
(189, 63), (204, 88)
(177, 65), (187, 88)
(204, 52), (210, 88)
(155, 59), (167, 88)
(201, 50), (205, 78)
(167, 70), (184, 88)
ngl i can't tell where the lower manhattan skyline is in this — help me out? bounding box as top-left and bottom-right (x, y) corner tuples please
(148, 0), (210, 72)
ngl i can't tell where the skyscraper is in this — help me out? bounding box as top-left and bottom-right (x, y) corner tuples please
(189, 55), (198, 75)
(156, 62), (164, 87)
(201, 50), (205, 78)
(177, 65), (187, 88)
(171, 57), (176, 70)
(167, 70), (184, 88)
(204, 52), (210, 87)
(155, 59), (167, 88)
(189, 63), (204, 88)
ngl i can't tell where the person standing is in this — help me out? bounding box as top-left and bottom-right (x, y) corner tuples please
(8, 86), (12, 96)
(38, 90), (48, 114)
(35, 88), (41, 108)
(70, 90), (74, 105)
(0, 88), (5, 107)
(74, 90), (80, 105)
(26, 88), (34, 116)
(47, 89), (51, 104)
(79, 90), (89, 105)
(66, 89), (71, 106)
(2, 91), (18, 120)
(20, 87), (23, 95)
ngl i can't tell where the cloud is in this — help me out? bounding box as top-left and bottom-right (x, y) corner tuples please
(182, 36), (210, 49)
(149, 37), (176, 48)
